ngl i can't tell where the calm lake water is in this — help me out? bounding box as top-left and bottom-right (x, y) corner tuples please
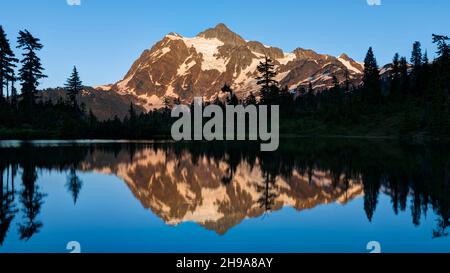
(0, 139), (449, 253)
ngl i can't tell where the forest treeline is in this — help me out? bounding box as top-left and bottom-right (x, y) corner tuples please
(0, 25), (449, 139)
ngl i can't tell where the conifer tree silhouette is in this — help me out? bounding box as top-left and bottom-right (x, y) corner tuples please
(0, 26), (18, 102)
(362, 47), (381, 105)
(17, 30), (47, 115)
(256, 56), (279, 104)
(65, 66), (83, 108)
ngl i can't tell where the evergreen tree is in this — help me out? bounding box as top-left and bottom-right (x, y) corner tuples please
(228, 93), (239, 106)
(212, 95), (225, 109)
(256, 56), (279, 104)
(9, 71), (18, 107)
(410, 41), (423, 69)
(297, 85), (307, 97)
(332, 75), (339, 89)
(432, 34), (450, 62)
(308, 82), (314, 96)
(430, 34), (450, 133)
(17, 30), (47, 113)
(399, 56), (410, 97)
(126, 102), (138, 137)
(306, 82), (315, 112)
(88, 109), (97, 128)
(162, 95), (171, 109)
(410, 41), (424, 96)
(66, 168), (83, 205)
(422, 50), (429, 65)
(362, 47), (381, 104)
(128, 102), (137, 120)
(344, 69), (351, 92)
(432, 34), (449, 101)
(222, 84), (239, 105)
(390, 53), (401, 101)
(64, 66), (83, 108)
(18, 163), (44, 241)
(421, 51), (430, 101)
(244, 91), (257, 106)
(279, 86), (294, 113)
(0, 26), (18, 101)
(221, 83), (233, 94)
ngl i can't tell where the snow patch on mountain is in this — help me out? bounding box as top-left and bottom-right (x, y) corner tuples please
(338, 56), (363, 74)
(137, 94), (164, 111)
(277, 53), (296, 65)
(117, 74), (133, 92)
(150, 47), (171, 60)
(183, 37), (228, 72)
(177, 58), (197, 76)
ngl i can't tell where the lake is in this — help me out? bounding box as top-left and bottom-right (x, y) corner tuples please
(0, 139), (449, 253)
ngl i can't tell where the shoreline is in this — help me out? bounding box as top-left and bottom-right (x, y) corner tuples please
(1, 133), (449, 144)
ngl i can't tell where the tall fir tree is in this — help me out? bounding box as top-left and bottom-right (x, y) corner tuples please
(0, 26), (18, 101)
(128, 102), (137, 120)
(421, 51), (430, 101)
(256, 56), (279, 104)
(244, 91), (257, 106)
(344, 69), (351, 92)
(66, 168), (83, 205)
(432, 34), (450, 62)
(399, 56), (410, 97)
(390, 53), (401, 101)
(410, 41), (424, 96)
(17, 30), (47, 113)
(422, 50), (429, 65)
(410, 41), (423, 69)
(362, 47), (381, 104)
(431, 34), (450, 132)
(432, 34), (449, 100)
(64, 66), (83, 108)
(9, 71), (18, 106)
(306, 82), (315, 112)
(126, 102), (138, 136)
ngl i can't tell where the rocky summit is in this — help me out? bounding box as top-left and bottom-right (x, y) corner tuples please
(95, 23), (364, 112)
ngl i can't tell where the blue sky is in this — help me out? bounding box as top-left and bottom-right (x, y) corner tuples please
(1, 0), (449, 88)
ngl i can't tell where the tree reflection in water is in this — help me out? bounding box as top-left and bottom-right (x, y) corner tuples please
(0, 139), (449, 242)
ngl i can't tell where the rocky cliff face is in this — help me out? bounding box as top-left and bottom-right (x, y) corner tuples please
(98, 23), (365, 111)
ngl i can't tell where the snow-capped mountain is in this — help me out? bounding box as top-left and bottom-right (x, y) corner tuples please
(97, 23), (364, 111)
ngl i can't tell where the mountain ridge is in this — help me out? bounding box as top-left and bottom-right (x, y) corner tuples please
(96, 23), (365, 111)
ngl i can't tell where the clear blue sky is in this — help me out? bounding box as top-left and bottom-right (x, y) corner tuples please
(1, 0), (449, 88)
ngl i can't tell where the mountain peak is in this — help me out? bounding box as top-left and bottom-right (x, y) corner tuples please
(197, 23), (246, 46)
(214, 23), (230, 31)
(105, 25), (366, 113)
(338, 53), (351, 60)
(167, 32), (182, 37)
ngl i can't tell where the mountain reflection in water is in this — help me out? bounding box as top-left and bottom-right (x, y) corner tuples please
(0, 139), (449, 250)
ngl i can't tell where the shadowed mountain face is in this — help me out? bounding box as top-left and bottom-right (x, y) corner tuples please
(39, 87), (146, 120)
(96, 24), (364, 110)
(1, 140), (449, 241)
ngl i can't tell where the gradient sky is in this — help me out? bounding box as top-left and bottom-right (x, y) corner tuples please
(1, 0), (449, 88)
